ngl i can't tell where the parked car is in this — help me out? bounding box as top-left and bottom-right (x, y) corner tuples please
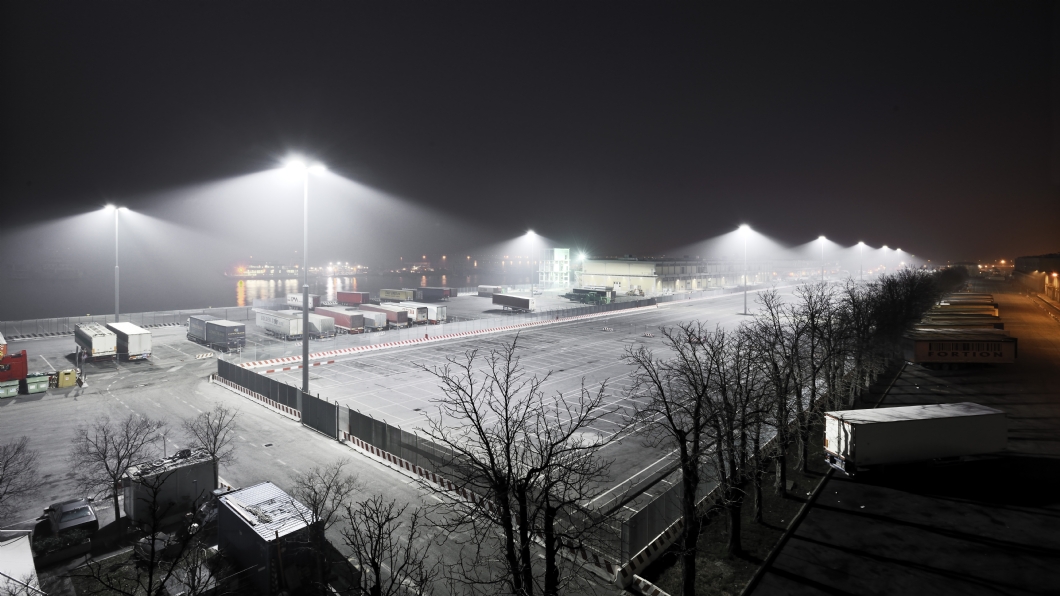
(40, 497), (99, 535)
(134, 531), (183, 561)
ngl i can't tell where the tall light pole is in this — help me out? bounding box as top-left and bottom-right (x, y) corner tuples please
(739, 225), (750, 314)
(285, 158), (326, 396)
(104, 205), (127, 321)
(858, 241), (865, 282)
(819, 236), (826, 282)
(527, 230), (537, 298)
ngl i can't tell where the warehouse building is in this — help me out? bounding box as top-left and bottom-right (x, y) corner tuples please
(1014, 253), (1060, 301)
(576, 257), (826, 295)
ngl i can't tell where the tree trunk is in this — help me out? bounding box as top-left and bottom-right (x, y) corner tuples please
(213, 458), (219, 490)
(370, 563), (382, 596)
(775, 452), (788, 498)
(727, 487), (743, 558)
(112, 484), (121, 523)
(752, 429), (763, 524)
(543, 503), (559, 596)
(516, 483), (534, 596)
(680, 467), (700, 596)
(497, 489), (523, 596)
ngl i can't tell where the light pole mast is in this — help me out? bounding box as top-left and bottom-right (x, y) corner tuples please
(302, 168), (309, 395)
(819, 236), (826, 282)
(739, 225), (750, 314)
(859, 242), (864, 282)
(114, 208), (120, 322)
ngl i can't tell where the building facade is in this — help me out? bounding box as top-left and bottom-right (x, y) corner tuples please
(577, 257), (830, 295)
(538, 248), (571, 289)
(1015, 253), (1060, 301)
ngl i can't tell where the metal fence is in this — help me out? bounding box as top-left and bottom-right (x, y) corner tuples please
(1, 307), (256, 339)
(216, 358), (299, 409)
(303, 393), (338, 439)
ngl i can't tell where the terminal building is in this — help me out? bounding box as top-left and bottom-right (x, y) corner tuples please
(576, 257), (828, 295)
(1014, 253), (1060, 301)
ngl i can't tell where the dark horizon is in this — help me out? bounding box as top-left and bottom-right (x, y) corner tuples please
(2, 2), (1059, 274)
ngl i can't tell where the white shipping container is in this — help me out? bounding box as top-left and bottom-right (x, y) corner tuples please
(256, 310), (303, 339)
(393, 303), (428, 323)
(824, 402), (1006, 474)
(74, 323), (118, 358)
(106, 322), (152, 360)
(399, 302), (446, 323)
(359, 311), (388, 330)
(278, 310), (336, 337)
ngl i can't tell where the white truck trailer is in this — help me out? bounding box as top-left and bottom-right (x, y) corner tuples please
(399, 301), (447, 324)
(824, 402), (1007, 475)
(359, 310), (388, 331)
(75, 323), (118, 360)
(256, 310), (303, 340)
(393, 303), (428, 324)
(492, 293), (535, 312)
(278, 310), (336, 338)
(106, 322), (152, 360)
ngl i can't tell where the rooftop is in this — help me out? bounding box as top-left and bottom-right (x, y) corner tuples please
(827, 402), (1004, 425)
(219, 481), (314, 541)
(126, 448), (212, 480)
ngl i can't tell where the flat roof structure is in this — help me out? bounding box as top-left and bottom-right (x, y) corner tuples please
(219, 481), (313, 541)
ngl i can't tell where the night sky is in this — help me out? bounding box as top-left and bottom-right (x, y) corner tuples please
(2, 2), (1058, 267)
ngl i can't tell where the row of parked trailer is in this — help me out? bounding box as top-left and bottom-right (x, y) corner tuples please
(74, 322), (153, 361)
(825, 290), (1015, 475)
(902, 292), (1016, 365)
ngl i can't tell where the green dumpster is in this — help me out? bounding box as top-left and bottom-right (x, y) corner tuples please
(22, 372), (50, 394)
(0, 379), (18, 399)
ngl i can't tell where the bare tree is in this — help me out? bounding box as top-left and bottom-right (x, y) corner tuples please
(625, 322), (719, 596)
(69, 414), (166, 521)
(0, 437), (39, 521)
(341, 495), (437, 596)
(182, 404), (239, 489)
(418, 334), (617, 596)
(288, 460), (362, 595)
(0, 571), (41, 596)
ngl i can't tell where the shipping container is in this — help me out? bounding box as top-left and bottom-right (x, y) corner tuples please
(336, 291), (371, 306)
(399, 302), (447, 324)
(123, 448), (215, 527)
(206, 320), (246, 351)
(358, 310), (388, 331)
(188, 314), (219, 344)
(392, 303), (428, 324)
(106, 322), (153, 361)
(256, 310), (303, 339)
(380, 289), (417, 302)
(422, 287), (455, 300)
(287, 293), (322, 310)
(0, 350), (28, 383)
(824, 402), (1006, 474)
(902, 328), (1017, 364)
(478, 285), (503, 297)
(315, 306), (366, 333)
(493, 293), (535, 312)
(278, 310), (336, 338)
(358, 304), (410, 328)
(75, 323), (117, 360)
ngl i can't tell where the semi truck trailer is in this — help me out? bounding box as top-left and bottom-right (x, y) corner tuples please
(205, 320), (246, 351)
(380, 289), (417, 302)
(393, 303), (428, 324)
(492, 294), (535, 312)
(824, 402), (1006, 475)
(315, 307), (366, 334)
(287, 293), (322, 310)
(0, 350), (28, 383)
(421, 287), (455, 300)
(188, 314), (219, 344)
(399, 302), (446, 324)
(336, 291), (370, 306)
(358, 304), (410, 328)
(106, 322), (153, 361)
(902, 328), (1017, 364)
(256, 311), (303, 340)
(278, 310), (336, 338)
(358, 310), (388, 331)
(478, 285), (502, 297)
(75, 323), (118, 360)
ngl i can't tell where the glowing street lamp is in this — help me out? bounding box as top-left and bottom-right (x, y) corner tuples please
(284, 157), (326, 395)
(739, 225), (750, 314)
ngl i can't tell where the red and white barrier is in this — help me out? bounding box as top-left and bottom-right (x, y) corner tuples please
(211, 375), (301, 420)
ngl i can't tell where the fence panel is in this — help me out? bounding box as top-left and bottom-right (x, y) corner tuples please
(302, 392), (337, 438)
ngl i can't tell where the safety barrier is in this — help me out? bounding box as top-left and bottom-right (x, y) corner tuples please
(211, 375), (300, 420)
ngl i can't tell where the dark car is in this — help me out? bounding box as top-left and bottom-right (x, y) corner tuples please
(41, 497), (99, 535)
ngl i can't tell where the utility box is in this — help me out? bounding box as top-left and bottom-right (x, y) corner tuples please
(123, 448), (215, 527)
(56, 369), (77, 388)
(824, 402), (1007, 474)
(21, 373), (49, 394)
(0, 380), (18, 399)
